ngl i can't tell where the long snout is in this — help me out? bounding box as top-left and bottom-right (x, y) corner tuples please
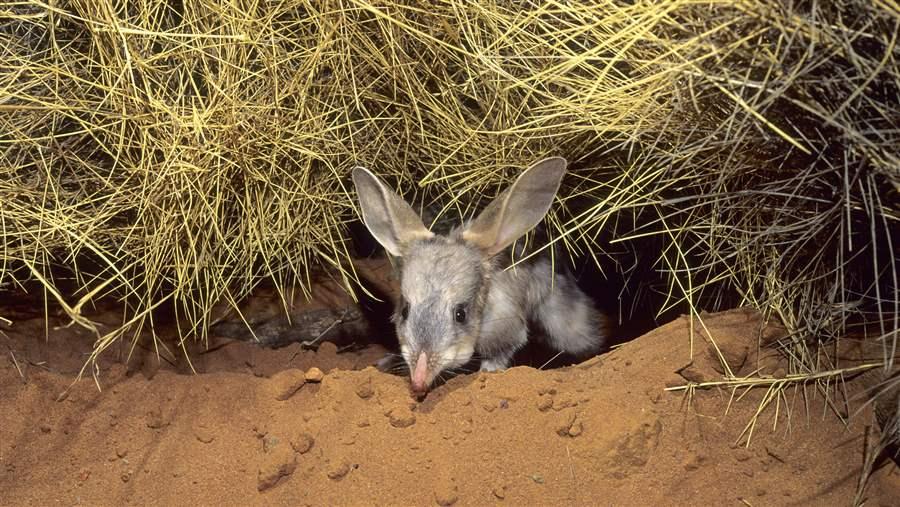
(410, 351), (429, 394)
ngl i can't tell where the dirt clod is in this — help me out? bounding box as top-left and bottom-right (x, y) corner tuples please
(386, 406), (416, 428)
(536, 396), (553, 412)
(268, 369), (307, 400)
(555, 409), (580, 437)
(290, 432), (315, 454)
(355, 378), (374, 399)
(304, 367), (325, 383)
(327, 461), (350, 481)
(433, 480), (458, 506)
(257, 446), (297, 491)
(567, 421), (583, 437)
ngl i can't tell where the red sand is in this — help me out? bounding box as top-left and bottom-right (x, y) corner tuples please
(2, 307), (898, 506)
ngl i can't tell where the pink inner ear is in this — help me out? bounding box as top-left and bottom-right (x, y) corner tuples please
(412, 352), (428, 391)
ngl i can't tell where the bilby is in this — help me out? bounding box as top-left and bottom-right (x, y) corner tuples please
(352, 157), (606, 396)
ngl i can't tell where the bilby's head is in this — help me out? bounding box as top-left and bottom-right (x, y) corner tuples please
(352, 158), (567, 396)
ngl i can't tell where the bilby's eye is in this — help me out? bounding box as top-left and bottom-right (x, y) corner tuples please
(453, 304), (467, 324)
(400, 301), (410, 320)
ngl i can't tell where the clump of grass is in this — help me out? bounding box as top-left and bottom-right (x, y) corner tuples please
(560, 1), (898, 374)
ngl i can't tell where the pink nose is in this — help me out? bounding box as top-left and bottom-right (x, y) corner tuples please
(411, 352), (428, 394)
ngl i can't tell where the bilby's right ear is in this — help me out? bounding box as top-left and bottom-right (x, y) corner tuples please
(352, 167), (433, 257)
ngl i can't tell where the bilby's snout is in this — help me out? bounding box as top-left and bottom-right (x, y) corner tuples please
(402, 337), (476, 398)
(410, 352), (429, 394)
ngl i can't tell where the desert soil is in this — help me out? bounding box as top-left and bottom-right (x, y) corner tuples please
(2, 302), (899, 506)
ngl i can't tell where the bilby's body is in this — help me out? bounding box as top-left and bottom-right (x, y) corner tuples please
(353, 157), (606, 396)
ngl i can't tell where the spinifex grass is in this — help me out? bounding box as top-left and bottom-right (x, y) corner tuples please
(0, 0), (896, 453)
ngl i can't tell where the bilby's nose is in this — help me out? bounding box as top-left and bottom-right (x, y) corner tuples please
(410, 352), (429, 394)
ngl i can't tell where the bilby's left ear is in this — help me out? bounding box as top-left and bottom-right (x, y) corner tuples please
(462, 157), (567, 257)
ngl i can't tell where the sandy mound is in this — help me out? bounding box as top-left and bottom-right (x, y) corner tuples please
(2, 308), (898, 506)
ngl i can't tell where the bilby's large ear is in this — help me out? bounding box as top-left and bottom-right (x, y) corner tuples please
(352, 167), (433, 257)
(461, 157), (567, 257)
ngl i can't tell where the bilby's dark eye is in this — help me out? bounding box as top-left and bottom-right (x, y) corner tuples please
(400, 301), (410, 320)
(454, 304), (467, 324)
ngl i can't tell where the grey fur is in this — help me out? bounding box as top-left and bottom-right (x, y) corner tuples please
(352, 157), (607, 392)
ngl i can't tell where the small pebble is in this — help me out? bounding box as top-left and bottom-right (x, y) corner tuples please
(290, 432), (315, 454)
(327, 461), (350, 481)
(434, 482), (458, 506)
(387, 407), (416, 428)
(305, 367), (325, 383)
(555, 409), (578, 437)
(567, 421), (583, 437)
(355, 379), (374, 399)
(536, 397), (553, 412)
